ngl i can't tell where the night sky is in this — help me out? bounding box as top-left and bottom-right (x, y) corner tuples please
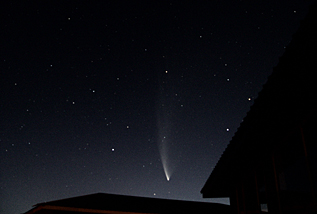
(1, 1), (314, 214)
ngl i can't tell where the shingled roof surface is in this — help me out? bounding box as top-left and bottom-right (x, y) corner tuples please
(201, 2), (317, 198)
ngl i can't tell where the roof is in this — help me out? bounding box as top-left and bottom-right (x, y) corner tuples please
(24, 193), (233, 214)
(201, 2), (317, 198)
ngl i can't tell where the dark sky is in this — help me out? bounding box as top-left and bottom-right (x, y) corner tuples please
(1, 1), (314, 214)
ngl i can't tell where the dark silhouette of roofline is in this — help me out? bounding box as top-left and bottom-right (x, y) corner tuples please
(201, 1), (317, 198)
(24, 192), (233, 214)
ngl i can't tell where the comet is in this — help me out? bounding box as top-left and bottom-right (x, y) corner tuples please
(156, 70), (176, 181)
(159, 137), (171, 181)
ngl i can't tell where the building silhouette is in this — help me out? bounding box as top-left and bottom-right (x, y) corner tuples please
(23, 193), (233, 214)
(201, 3), (317, 214)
